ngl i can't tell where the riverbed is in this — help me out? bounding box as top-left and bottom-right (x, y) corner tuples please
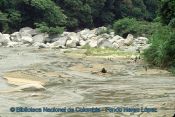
(0, 47), (174, 117)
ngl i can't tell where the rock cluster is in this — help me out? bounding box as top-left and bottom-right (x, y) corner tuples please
(0, 27), (149, 52)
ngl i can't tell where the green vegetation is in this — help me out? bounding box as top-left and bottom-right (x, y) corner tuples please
(0, 0), (160, 33)
(142, 0), (175, 74)
(143, 26), (175, 67)
(0, 0), (66, 34)
(84, 47), (135, 57)
(160, 0), (175, 27)
(113, 18), (160, 37)
(65, 46), (136, 57)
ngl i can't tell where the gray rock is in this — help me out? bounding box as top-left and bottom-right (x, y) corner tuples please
(21, 36), (33, 44)
(0, 33), (10, 45)
(79, 40), (87, 46)
(98, 39), (113, 48)
(109, 32), (115, 37)
(136, 37), (148, 45)
(112, 42), (120, 49)
(16, 84), (46, 91)
(10, 32), (21, 42)
(3, 34), (10, 41)
(79, 29), (96, 40)
(50, 36), (68, 48)
(33, 42), (48, 48)
(46, 34), (63, 43)
(100, 33), (111, 39)
(96, 26), (107, 34)
(65, 32), (80, 48)
(33, 33), (48, 43)
(48, 37), (60, 43)
(7, 41), (19, 47)
(67, 32), (80, 42)
(88, 39), (98, 48)
(124, 34), (134, 46)
(115, 39), (125, 48)
(19, 27), (38, 36)
(109, 35), (124, 43)
(66, 39), (78, 48)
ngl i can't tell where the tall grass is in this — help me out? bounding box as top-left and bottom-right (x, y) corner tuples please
(143, 25), (175, 69)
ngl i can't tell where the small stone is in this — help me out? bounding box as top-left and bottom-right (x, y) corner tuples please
(101, 68), (107, 73)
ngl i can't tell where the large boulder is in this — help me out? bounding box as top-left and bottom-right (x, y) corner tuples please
(46, 34), (63, 43)
(65, 32), (80, 48)
(135, 37), (148, 45)
(33, 42), (48, 48)
(109, 35), (123, 43)
(124, 34), (134, 46)
(109, 31), (115, 37)
(67, 32), (80, 42)
(98, 39), (113, 48)
(3, 34), (10, 41)
(61, 31), (71, 36)
(0, 33), (10, 46)
(116, 39), (125, 48)
(33, 33), (48, 43)
(100, 33), (111, 39)
(7, 41), (19, 48)
(19, 27), (38, 36)
(95, 26), (107, 34)
(50, 36), (68, 48)
(88, 39), (98, 48)
(16, 83), (46, 91)
(48, 37), (59, 43)
(10, 32), (21, 42)
(79, 40), (87, 46)
(21, 36), (33, 44)
(112, 42), (120, 49)
(79, 29), (96, 40)
(66, 39), (78, 48)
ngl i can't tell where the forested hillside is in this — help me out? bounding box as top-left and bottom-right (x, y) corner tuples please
(0, 0), (159, 33)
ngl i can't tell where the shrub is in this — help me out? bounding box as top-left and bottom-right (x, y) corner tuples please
(96, 26), (113, 35)
(143, 26), (175, 68)
(35, 22), (64, 35)
(113, 18), (160, 37)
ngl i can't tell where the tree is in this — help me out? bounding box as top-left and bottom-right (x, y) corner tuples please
(0, 0), (66, 34)
(160, 0), (175, 27)
(143, 0), (160, 21)
(19, 0), (66, 34)
(54, 0), (93, 30)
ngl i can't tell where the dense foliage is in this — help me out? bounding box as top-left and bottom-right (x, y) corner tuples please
(143, 26), (175, 68)
(113, 18), (160, 37)
(160, 0), (175, 27)
(0, 0), (160, 33)
(143, 0), (175, 73)
(0, 0), (66, 33)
